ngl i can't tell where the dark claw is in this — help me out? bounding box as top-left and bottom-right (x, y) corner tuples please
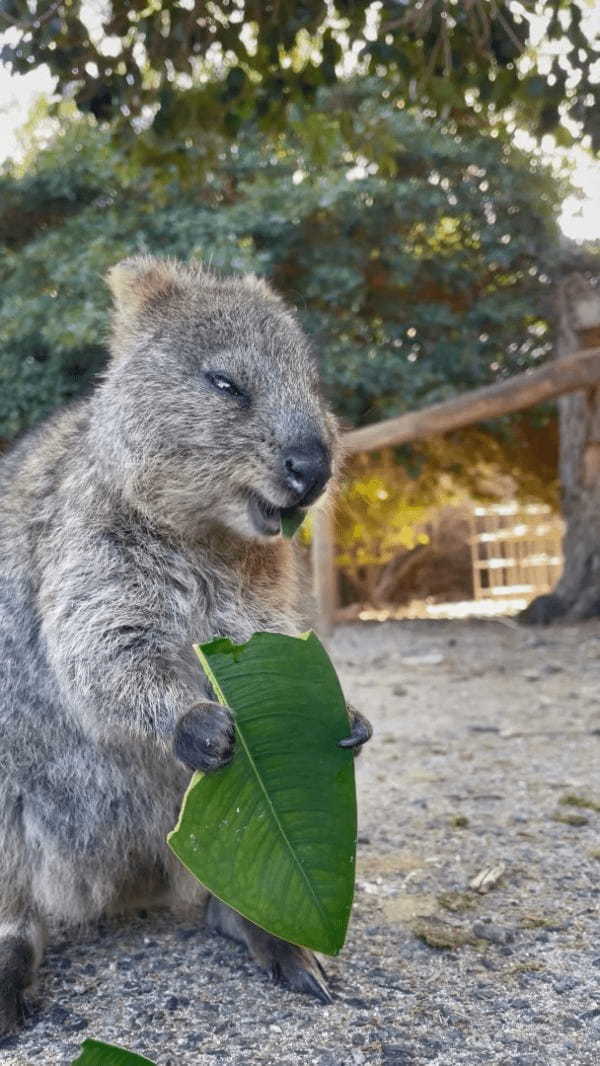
(270, 958), (332, 1003)
(300, 970), (334, 1005)
(338, 711), (373, 750)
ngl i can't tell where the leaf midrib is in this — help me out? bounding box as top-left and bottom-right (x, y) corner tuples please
(194, 643), (333, 940)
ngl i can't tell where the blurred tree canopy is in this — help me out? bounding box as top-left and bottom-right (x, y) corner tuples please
(0, 84), (565, 456)
(2, 1), (599, 153)
(3, 2), (595, 600)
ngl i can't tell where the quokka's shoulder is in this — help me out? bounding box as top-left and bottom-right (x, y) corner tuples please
(0, 398), (93, 502)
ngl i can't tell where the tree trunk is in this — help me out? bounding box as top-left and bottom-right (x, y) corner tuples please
(372, 544), (430, 606)
(521, 274), (600, 624)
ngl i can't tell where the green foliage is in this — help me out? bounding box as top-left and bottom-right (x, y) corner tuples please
(2, 1), (599, 149)
(168, 633), (356, 956)
(337, 451), (435, 572)
(0, 89), (566, 445)
(71, 1039), (155, 1065)
(281, 508), (307, 538)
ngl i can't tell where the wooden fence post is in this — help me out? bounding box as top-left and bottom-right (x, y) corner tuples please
(312, 504), (337, 639)
(545, 274), (600, 619)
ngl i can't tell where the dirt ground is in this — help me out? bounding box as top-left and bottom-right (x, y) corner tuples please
(2, 618), (600, 1066)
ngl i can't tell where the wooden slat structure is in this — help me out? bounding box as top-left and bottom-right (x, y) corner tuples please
(313, 344), (600, 636)
(469, 504), (564, 601)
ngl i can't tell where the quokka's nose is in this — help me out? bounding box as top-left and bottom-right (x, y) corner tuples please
(283, 438), (331, 504)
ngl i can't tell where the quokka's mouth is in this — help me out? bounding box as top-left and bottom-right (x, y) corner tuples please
(247, 491), (305, 537)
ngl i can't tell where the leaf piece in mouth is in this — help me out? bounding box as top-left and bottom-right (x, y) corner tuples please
(281, 508), (306, 538)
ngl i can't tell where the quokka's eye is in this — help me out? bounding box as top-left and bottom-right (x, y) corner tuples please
(204, 371), (247, 402)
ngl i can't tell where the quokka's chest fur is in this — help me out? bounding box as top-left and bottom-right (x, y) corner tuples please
(99, 518), (300, 645)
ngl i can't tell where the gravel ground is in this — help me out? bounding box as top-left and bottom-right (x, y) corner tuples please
(2, 618), (600, 1066)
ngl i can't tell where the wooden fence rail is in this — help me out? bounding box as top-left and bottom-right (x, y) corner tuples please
(344, 346), (600, 454)
(313, 344), (600, 636)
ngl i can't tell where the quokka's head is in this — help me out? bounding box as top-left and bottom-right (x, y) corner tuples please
(97, 256), (340, 541)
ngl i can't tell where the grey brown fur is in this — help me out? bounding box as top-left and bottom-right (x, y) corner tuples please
(0, 257), (370, 1033)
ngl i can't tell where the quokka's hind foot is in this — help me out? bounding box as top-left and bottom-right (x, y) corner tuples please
(206, 896), (332, 1004)
(0, 935), (36, 1036)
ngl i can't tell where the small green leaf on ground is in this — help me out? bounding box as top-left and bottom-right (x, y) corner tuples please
(552, 810), (589, 826)
(71, 1039), (156, 1065)
(168, 631), (356, 955)
(281, 509), (306, 538)
(437, 891), (478, 913)
(412, 916), (480, 950)
(559, 791), (600, 812)
(520, 913), (564, 930)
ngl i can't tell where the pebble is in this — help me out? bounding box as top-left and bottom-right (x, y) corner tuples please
(65, 1016), (89, 1032)
(175, 926), (198, 941)
(552, 976), (580, 994)
(182, 1031), (206, 1048)
(314, 1052), (341, 1066)
(400, 652), (445, 667)
(381, 1046), (413, 1064)
(344, 997), (372, 1010)
(472, 921), (514, 945)
(47, 1005), (71, 1025)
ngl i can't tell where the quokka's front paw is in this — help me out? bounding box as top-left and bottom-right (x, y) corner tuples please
(338, 703), (373, 754)
(174, 701), (235, 772)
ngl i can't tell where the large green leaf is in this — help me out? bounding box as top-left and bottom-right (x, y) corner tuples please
(167, 631), (356, 955)
(71, 1040), (155, 1065)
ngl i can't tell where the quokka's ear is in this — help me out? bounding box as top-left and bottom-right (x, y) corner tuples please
(106, 256), (186, 317)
